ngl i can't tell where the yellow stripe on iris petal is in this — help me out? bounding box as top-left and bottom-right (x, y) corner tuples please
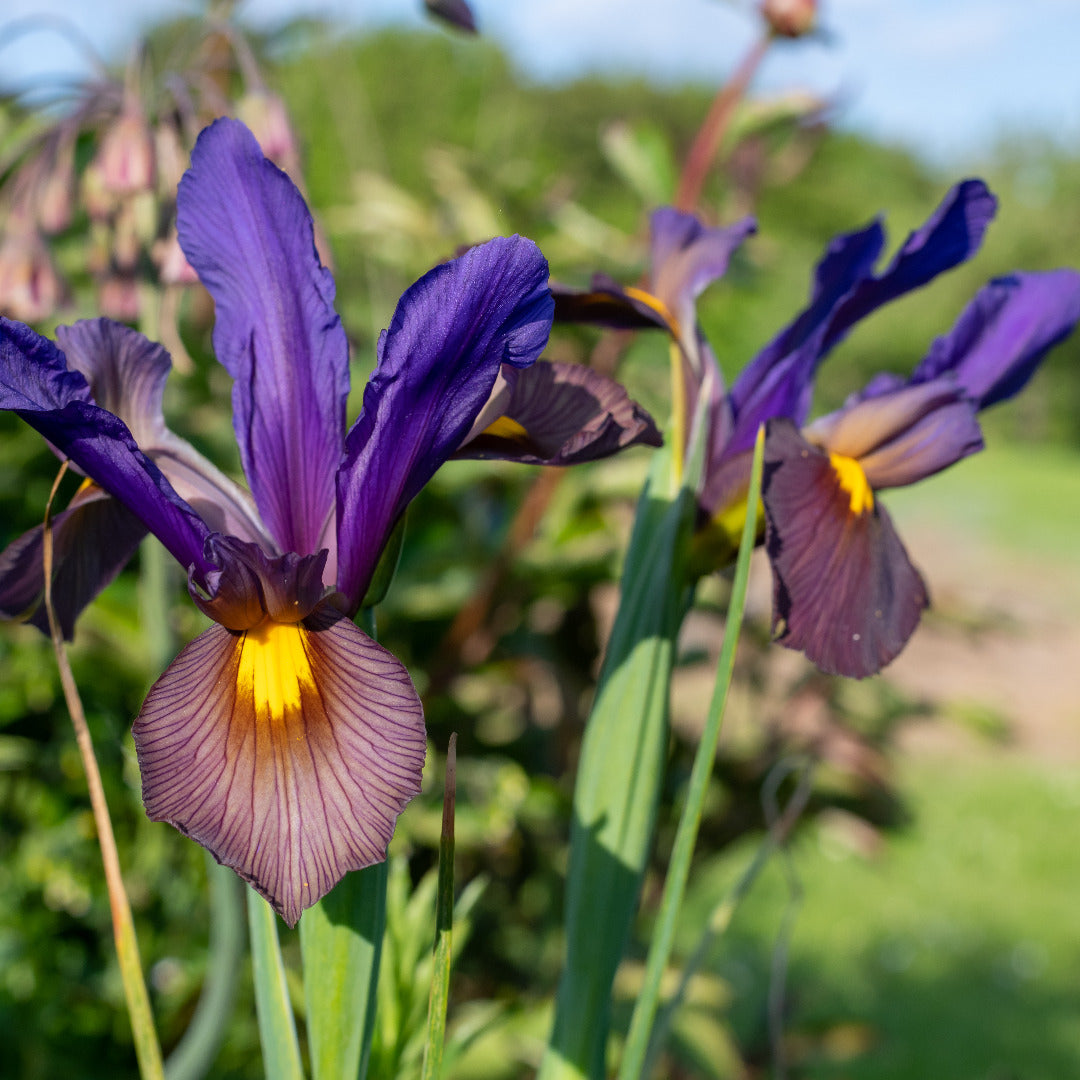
(829, 453), (874, 515)
(482, 415), (530, 442)
(623, 285), (679, 337)
(238, 621), (315, 724)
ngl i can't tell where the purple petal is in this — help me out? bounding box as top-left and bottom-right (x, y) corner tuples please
(913, 270), (1080, 409)
(133, 606), (426, 926)
(177, 118), (349, 556)
(762, 419), (929, 678)
(0, 483), (145, 640)
(56, 319), (273, 546)
(335, 235), (552, 610)
(805, 378), (984, 489)
(822, 179), (997, 351)
(726, 220), (886, 454)
(0, 319), (214, 581)
(648, 209), (756, 341)
(424, 0), (477, 32)
(456, 360), (661, 465)
(190, 536), (329, 632)
(727, 180), (996, 457)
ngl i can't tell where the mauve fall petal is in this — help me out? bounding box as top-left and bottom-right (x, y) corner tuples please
(133, 606), (425, 926)
(0, 483), (145, 639)
(457, 361), (661, 465)
(762, 419), (928, 678)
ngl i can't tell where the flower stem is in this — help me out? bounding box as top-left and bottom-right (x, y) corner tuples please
(617, 425), (764, 1080)
(674, 35), (771, 214)
(42, 463), (165, 1080)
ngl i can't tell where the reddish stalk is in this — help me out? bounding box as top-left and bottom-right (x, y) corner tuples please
(674, 35), (771, 214)
(42, 463), (165, 1080)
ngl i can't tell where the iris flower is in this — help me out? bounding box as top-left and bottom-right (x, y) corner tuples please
(0, 118), (659, 923)
(554, 182), (1080, 676)
(763, 267), (1080, 677)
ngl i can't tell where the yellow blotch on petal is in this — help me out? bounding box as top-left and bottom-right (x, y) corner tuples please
(238, 620), (315, 725)
(482, 415), (530, 443)
(829, 453), (874, 515)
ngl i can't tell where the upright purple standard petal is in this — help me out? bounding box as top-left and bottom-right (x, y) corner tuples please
(57, 319), (272, 546)
(0, 319), (214, 581)
(133, 606), (425, 926)
(727, 180), (997, 456)
(177, 118), (350, 556)
(913, 270), (1080, 409)
(335, 236), (552, 610)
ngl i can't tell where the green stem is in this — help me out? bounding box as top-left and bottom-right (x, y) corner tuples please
(618, 426), (765, 1080)
(421, 734), (458, 1080)
(248, 891), (305, 1080)
(165, 856), (244, 1080)
(42, 464), (165, 1080)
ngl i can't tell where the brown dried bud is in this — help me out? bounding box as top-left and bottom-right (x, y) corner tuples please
(97, 108), (156, 195)
(154, 121), (189, 200)
(0, 219), (65, 322)
(37, 138), (76, 234)
(761, 0), (816, 37)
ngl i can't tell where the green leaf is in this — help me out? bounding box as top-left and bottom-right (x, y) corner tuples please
(300, 864), (388, 1080)
(618, 424), (764, 1080)
(539, 441), (696, 1080)
(247, 890), (304, 1080)
(421, 733), (458, 1080)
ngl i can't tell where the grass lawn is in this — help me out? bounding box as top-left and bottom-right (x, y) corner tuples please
(687, 758), (1080, 1079)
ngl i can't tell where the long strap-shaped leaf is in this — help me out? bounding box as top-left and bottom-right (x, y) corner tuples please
(618, 425), (765, 1080)
(300, 607), (387, 1080)
(248, 890), (304, 1080)
(538, 440), (695, 1080)
(421, 734), (458, 1080)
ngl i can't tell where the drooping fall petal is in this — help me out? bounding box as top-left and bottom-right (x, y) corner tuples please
(0, 482), (145, 639)
(762, 419), (928, 678)
(133, 606), (426, 926)
(177, 117), (350, 556)
(457, 360), (661, 464)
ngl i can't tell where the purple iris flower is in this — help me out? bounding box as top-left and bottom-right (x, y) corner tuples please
(763, 267), (1080, 678)
(554, 185), (1080, 677)
(0, 118), (659, 923)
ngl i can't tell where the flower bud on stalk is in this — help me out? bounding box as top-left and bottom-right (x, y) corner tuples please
(761, 0), (816, 37)
(97, 107), (157, 195)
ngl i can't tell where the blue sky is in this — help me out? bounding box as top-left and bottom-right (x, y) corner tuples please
(2, 0), (1078, 164)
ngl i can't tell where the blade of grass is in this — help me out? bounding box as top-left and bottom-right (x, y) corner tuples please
(42, 463), (166, 1080)
(618, 425), (765, 1080)
(248, 890), (305, 1080)
(421, 733), (458, 1080)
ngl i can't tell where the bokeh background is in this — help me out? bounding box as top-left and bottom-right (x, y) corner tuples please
(1, 2), (1078, 1077)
